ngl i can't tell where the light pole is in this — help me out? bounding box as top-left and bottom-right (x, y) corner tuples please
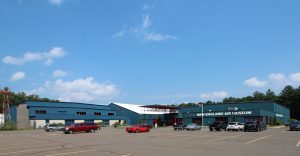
(201, 103), (204, 127)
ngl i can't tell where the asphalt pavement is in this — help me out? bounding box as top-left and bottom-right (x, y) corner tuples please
(0, 126), (299, 156)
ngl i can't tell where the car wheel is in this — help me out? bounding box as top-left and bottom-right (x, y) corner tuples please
(49, 128), (53, 132)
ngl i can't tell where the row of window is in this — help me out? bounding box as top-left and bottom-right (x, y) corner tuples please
(35, 110), (114, 116)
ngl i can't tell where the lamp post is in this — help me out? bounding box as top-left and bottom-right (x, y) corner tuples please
(198, 102), (204, 127)
(202, 103), (204, 127)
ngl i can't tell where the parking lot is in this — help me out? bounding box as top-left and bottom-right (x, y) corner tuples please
(0, 126), (299, 156)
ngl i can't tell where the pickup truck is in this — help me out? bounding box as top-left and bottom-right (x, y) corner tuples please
(64, 123), (98, 134)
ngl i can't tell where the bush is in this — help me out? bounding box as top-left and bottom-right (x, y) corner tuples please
(0, 123), (16, 131)
(113, 122), (121, 128)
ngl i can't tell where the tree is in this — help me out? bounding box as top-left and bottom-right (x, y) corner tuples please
(265, 89), (276, 101)
(252, 91), (266, 101)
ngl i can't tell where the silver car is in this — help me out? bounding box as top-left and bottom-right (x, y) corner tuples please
(185, 123), (201, 130)
(44, 123), (64, 132)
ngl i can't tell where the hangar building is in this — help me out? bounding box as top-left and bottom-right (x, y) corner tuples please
(11, 101), (124, 129)
(10, 101), (290, 129)
(178, 102), (290, 125)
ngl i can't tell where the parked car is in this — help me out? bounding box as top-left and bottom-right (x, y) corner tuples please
(63, 123), (98, 134)
(44, 123), (64, 132)
(209, 121), (227, 131)
(126, 125), (150, 133)
(244, 121), (266, 132)
(185, 123), (201, 131)
(226, 122), (240, 131)
(238, 122), (245, 131)
(289, 121), (300, 131)
(138, 123), (153, 129)
(173, 123), (186, 130)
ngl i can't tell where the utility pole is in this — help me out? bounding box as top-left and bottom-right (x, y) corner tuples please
(0, 87), (11, 124)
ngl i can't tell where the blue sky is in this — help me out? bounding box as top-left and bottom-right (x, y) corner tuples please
(1, 0), (300, 104)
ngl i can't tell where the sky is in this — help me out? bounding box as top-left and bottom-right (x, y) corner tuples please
(0, 0), (300, 105)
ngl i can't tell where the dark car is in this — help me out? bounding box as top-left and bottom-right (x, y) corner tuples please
(44, 123), (64, 132)
(209, 121), (227, 131)
(173, 124), (187, 130)
(289, 121), (300, 131)
(244, 121), (266, 132)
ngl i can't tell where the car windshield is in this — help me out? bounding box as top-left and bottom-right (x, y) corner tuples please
(228, 123), (237, 125)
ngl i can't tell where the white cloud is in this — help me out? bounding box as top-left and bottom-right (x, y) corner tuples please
(268, 73), (286, 82)
(142, 15), (151, 29)
(244, 77), (268, 88)
(143, 3), (153, 11)
(143, 32), (178, 41)
(113, 5), (178, 42)
(2, 47), (66, 66)
(2, 56), (22, 65)
(29, 77), (119, 102)
(10, 72), (25, 82)
(290, 73), (300, 83)
(53, 69), (67, 78)
(49, 0), (64, 6)
(200, 91), (229, 99)
(112, 30), (126, 38)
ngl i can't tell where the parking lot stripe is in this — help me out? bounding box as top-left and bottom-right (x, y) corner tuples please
(0, 147), (66, 155)
(209, 134), (244, 142)
(296, 139), (300, 147)
(0, 143), (59, 150)
(245, 135), (272, 144)
(0, 141), (48, 147)
(46, 149), (98, 156)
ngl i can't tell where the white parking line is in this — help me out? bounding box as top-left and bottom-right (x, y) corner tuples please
(46, 149), (98, 156)
(296, 139), (300, 147)
(0, 147), (65, 155)
(245, 135), (272, 144)
(0, 143), (59, 150)
(0, 141), (47, 147)
(209, 134), (244, 142)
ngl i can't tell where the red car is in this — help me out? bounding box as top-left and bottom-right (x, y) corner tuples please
(138, 123), (153, 129)
(126, 125), (150, 133)
(64, 123), (98, 134)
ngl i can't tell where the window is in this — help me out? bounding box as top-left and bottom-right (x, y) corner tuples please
(108, 112), (114, 116)
(94, 112), (101, 116)
(76, 112), (86, 115)
(35, 110), (46, 114)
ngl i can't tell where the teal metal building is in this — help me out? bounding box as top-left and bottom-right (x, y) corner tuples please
(11, 101), (125, 129)
(10, 101), (290, 129)
(177, 102), (290, 126)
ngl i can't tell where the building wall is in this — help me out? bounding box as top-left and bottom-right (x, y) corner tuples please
(30, 120), (46, 129)
(0, 114), (4, 126)
(16, 104), (30, 129)
(49, 120), (65, 124)
(178, 102), (290, 125)
(12, 101), (125, 128)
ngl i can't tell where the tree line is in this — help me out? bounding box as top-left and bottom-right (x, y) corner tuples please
(0, 88), (59, 113)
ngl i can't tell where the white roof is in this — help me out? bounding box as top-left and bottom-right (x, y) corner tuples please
(112, 103), (171, 115)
